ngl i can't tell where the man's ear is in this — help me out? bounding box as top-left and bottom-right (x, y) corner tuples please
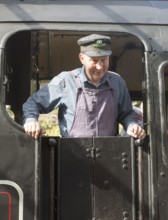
(79, 53), (84, 64)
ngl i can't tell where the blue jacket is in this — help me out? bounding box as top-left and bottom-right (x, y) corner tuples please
(22, 66), (137, 137)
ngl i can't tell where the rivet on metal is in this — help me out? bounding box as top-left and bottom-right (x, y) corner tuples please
(122, 165), (128, 170)
(96, 153), (101, 159)
(48, 138), (57, 147)
(160, 172), (166, 177)
(96, 147), (101, 153)
(86, 148), (91, 153)
(86, 154), (91, 159)
(86, 148), (91, 158)
(104, 180), (110, 186)
(123, 211), (129, 217)
(122, 152), (128, 157)
(122, 159), (128, 164)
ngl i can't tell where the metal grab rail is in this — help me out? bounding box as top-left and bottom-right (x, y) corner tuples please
(135, 139), (144, 220)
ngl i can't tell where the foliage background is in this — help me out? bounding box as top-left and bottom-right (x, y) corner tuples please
(39, 109), (60, 136)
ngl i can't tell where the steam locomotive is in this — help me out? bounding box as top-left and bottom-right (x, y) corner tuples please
(0, 0), (168, 219)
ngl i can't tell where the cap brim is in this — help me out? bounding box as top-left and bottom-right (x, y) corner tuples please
(84, 50), (112, 57)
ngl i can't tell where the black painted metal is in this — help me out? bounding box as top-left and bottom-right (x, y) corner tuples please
(58, 138), (93, 220)
(147, 51), (168, 220)
(93, 137), (135, 220)
(58, 137), (135, 220)
(0, 123), (38, 220)
(39, 137), (60, 220)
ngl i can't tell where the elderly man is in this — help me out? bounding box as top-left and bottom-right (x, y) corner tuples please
(23, 34), (146, 139)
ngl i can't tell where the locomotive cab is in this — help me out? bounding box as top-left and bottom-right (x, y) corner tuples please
(0, 1), (168, 220)
(1, 28), (149, 220)
(2, 30), (146, 220)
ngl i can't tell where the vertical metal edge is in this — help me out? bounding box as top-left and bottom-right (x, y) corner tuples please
(49, 138), (56, 220)
(138, 145), (144, 220)
(34, 138), (40, 220)
(131, 137), (136, 220)
(158, 60), (168, 166)
(57, 137), (61, 220)
(92, 137), (96, 220)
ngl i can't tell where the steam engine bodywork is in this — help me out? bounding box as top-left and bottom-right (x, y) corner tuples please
(0, 1), (168, 219)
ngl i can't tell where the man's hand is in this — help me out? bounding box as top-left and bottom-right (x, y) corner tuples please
(24, 121), (46, 139)
(127, 124), (146, 139)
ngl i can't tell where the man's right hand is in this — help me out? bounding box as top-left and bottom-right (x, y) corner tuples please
(24, 121), (46, 139)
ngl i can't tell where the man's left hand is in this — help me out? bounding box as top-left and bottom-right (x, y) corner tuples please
(127, 124), (146, 139)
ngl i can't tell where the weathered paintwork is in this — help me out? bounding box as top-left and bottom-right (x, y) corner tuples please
(0, 1), (168, 220)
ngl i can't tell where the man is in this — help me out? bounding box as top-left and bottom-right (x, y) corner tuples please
(23, 34), (146, 139)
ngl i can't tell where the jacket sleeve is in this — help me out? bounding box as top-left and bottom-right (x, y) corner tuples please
(117, 77), (138, 130)
(22, 72), (66, 124)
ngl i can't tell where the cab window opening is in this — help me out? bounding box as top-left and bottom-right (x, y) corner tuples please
(3, 30), (145, 137)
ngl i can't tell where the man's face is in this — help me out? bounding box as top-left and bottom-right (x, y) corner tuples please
(79, 53), (109, 85)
